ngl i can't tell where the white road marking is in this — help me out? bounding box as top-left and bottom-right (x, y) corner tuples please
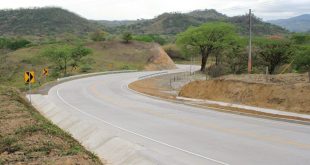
(57, 88), (230, 165)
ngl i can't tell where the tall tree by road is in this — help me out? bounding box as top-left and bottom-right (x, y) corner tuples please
(176, 22), (236, 72)
(256, 37), (293, 74)
(294, 45), (310, 82)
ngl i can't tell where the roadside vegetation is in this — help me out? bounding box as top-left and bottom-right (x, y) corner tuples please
(175, 23), (310, 80)
(0, 86), (102, 164)
(1, 6), (309, 164)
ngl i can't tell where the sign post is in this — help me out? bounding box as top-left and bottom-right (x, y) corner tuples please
(42, 68), (48, 82)
(24, 71), (35, 103)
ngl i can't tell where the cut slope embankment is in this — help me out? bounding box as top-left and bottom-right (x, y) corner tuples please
(0, 86), (103, 164)
(179, 79), (310, 114)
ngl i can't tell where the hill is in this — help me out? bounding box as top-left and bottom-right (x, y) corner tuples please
(0, 40), (175, 88)
(0, 7), (100, 36)
(96, 20), (140, 27)
(0, 7), (288, 36)
(188, 9), (227, 20)
(105, 9), (288, 35)
(229, 14), (288, 35)
(268, 14), (310, 32)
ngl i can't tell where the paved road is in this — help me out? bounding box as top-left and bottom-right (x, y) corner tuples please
(47, 66), (310, 165)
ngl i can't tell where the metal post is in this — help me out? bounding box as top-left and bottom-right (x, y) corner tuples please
(28, 72), (31, 104)
(266, 66), (269, 82)
(248, 9), (252, 74)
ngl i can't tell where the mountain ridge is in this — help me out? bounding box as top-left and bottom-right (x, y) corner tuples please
(0, 7), (100, 36)
(268, 14), (310, 32)
(100, 9), (288, 35)
(0, 7), (289, 36)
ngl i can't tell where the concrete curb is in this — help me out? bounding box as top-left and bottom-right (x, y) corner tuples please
(57, 70), (138, 82)
(29, 94), (156, 165)
(137, 71), (168, 79)
(176, 96), (310, 120)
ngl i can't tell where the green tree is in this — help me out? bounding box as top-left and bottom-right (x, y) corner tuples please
(0, 37), (31, 50)
(225, 37), (248, 74)
(133, 34), (166, 45)
(0, 37), (10, 49)
(70, 45), (92, 71)
(122, 32), (133, 43)
(90, 29), (106, 41)
(43, 45), (72, 76)
(176, 22), (236, 72)
(7, 39), (31, 50)
(294, 46), (310, 82)
(255, 37), (293, 74)
(290, 33), (310, 45)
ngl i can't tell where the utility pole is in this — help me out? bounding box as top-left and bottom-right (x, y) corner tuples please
(248, 9), (252, 74)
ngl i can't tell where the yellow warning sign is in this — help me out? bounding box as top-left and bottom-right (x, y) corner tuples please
(42, 68), (48, 76)
(24, 71), (35, 83)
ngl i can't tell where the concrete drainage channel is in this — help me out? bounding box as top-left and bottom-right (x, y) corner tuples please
(28, 70), (166, 165)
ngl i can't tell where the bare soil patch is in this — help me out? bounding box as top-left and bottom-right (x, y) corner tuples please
(129, 72), (310, 122)
(0, 86), (104, 164)
(180, 73), (310, 114)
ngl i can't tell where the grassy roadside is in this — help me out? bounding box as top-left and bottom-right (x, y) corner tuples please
(0, 40), (162, 90)
(0, 86), (104, 164)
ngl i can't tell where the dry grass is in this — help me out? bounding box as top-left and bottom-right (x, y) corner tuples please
(1, 40), (176, 90)
(0, 86), (103, 164)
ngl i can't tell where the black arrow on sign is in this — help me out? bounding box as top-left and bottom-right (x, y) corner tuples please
(26, 72), (33, 83)
(29, 72), (33, 82)
(26, 72), (30, 83)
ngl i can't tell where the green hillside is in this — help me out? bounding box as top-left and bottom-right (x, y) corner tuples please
(0, 40), (174, 89)
(0, 7), (100, 36)
(106, 9), (288, 36)
(229, 15), (288, 35)
(0, 7), (288, 36)
(188, 9), (227, 20)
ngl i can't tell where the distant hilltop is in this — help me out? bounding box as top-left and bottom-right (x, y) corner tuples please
(268, 14), (310, 32)
(0, 7), (289, 36)
(0, 7), (99, 36)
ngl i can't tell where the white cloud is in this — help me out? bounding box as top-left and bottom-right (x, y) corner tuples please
(0, 0), (309, 20)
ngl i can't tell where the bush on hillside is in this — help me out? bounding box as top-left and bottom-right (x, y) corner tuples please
(122, 32), (133, 43)
(90, 29), (107, 41)
(133, 34), (166, 45)
(0, 37), (31, 50)
(162, 44), (186, 60)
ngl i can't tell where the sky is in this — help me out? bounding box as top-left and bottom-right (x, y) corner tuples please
(0, 0), (309, 21)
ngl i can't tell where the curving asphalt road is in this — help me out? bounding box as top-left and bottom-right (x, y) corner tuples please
(47, 66), (310, 165)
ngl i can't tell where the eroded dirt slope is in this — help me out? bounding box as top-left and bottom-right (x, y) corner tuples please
(179, 78), (310, 114)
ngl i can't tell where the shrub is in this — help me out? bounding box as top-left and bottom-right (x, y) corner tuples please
(122, 32), (133, 43)
(90, 29), (106, 41)
(80, 64), (92, 73)
(207, 64), (227, 78)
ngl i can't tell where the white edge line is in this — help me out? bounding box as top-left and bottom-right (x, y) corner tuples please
(56, 88), (229, 165)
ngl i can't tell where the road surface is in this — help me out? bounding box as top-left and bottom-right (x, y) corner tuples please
(47, 66), (310, 165)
